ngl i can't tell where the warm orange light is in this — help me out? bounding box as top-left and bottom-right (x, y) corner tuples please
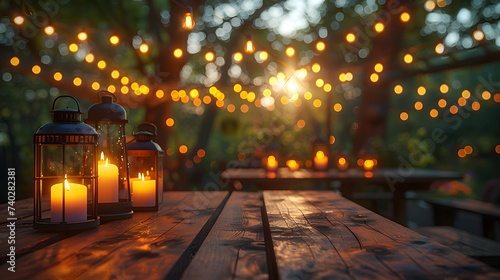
(173, 48), (183, 58)
(346, 33), (356, 43)
(481, 91), (491, 100)
(205, 51), (215, 62)
(400, 112), (408, 121)
(403, 54), (413, 64)
(109, 35), (120, 45)
(73, 77), (82, 86)
(495, 94), (500, 103)
(92, 82), (100, 91)
(363, 159), (375, 171)
(286, 47), (295, 57)
(438, 99), (447, 108)
(297, 119), (306, 128)
(32, 65), (41, 74)
(471, 101), (480, 111)
(449, 105), (459, 114)
(400, 12), (410, 23)
(156, 89), (164, 99)
(374, 22), (384, 33)
(457, 149), (466, 158)
(374, 63), (383, 73)
(13, 16), (24, 25)
(394, 84), (403, 94)
(69, 43), (79, 52)
(258, 51), (268, 61)
(370, 73), (379, 82)
(312, 63), (321, 73)
(183, 11), (195, 30)
(44, 26), (55, 36)
(429, 109), (438, 118)
(165, 118), (175, 127)
(85, 53), (95, 63)
(414, 101), (423, 111)
(53, 72), (62, 81)
(473, 30), (484, 41)
(495, 145), (500, 154)
(10, 57), (20, 66)
(417, 86), (426, 96)
(440, 84), (449, 94)
(97, 60), (107, 70)
(179, 145), (188, 154)
(245, 37), (255, 53)
(435, 43), (445, 54)
(316, 41), (325, 52)
(77, 32), (87, 41)
(139, 43), (149, 53)
(111, 70), (120, 79)
(232, 52), (243, 62)
(286, 159), (300, 171)
(462, 90), (471, 99)
(333, 103), (342, 112)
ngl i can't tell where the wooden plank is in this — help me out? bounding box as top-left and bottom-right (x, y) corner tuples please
(263, 190), (499, 279)
(423, 196), (500, 219)
(415, 226), (500, 268)
(181, 192), (268, 280)
(0, 197), (33, 225)
(0, 191), (229, 280)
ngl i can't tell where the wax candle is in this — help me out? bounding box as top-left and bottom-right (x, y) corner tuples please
(51, 177), (87, 223)
(314, 151), (328, 171)
(132, 173), (156, 207)
(266, 155), (278, 172)
(98, 152), (119, 203)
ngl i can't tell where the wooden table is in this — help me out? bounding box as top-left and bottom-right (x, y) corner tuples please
(221, 168), (463, 225)
(2, 191), (497, 279)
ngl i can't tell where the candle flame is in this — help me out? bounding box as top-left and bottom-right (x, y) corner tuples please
(268, 155), (276, 164)
(100, 151), (105, 161)
(183, 13), (194, 30)
(64, 174), (70, 191)
(105, 158), (109, 166)
(141, 172), (145, 181)
(245, 39), (254, 53)
(316, 151), (325, 159)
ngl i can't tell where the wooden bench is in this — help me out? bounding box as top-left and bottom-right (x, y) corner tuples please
(415, 226), (500, 269)
(1, 191), (499, 279)
(420, 195), (500, 239)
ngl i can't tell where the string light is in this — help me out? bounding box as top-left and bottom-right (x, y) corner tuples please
(13, 16), (24, 25)
(10, 57), (20, 66)
(374, 22), (384, 33)
(245, 34), (255, 53)
(77, 32), (88, 41)
(32, 65), (41, 74)
(139, 43), (149, 53)
(183, 7), (195, 30)
(44, 26), (55, 36)
(404, 53), (413, 64)
(109, 35), (120, 45)
(174, 48), (183, 58)
(316, 41), (325, 52)
(400, 12), (410, 23)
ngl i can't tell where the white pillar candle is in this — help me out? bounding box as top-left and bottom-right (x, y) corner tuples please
(98, 152), (119, 203)
(132, 173), (156, 207)
(51, 177), (87, 223)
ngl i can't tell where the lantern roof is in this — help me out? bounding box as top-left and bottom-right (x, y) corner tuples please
(85, 91), (127, 123)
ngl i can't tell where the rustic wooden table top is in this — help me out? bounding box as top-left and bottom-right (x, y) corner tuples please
(1, 191), (497, 279)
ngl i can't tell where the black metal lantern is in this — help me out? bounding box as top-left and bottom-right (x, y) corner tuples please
(33, 95), (100, 231)
(84, 91), (133, 221)
(127, 122), (164, 211)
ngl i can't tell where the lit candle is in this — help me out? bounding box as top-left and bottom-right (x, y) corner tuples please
(286, 159), (300, 171)
(51, 176), (87, 223)
(314, 151), (328, 171)
(266, 155), (278, 172)
(132, 173), (156, 207)
(98, 152), (119, 203)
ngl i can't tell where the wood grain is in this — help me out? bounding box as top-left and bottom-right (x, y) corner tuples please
(263, 190), (499, 279)
(181, 192), (268, 280)
(0, 191), (228, 280)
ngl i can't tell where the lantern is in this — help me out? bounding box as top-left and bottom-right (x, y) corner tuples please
(84, 91), (133, 221)
(33, 95), (99, 231)
(285, 154), (301, 171)
(357, 149), (378, 171)
(334, 151), (350, 171)
(127, 122), (164, 211)
(262, 144), (280, 172)
(312, 138), (329, 171)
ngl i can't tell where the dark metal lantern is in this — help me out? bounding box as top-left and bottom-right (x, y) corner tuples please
(84, 90), (133, 221)
(33, 95), (100, 231)
(127, 122), (164, 211)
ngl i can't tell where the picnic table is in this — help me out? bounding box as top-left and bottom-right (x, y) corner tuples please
(220, 167), (463, 225)
(1, 190), (497, 279)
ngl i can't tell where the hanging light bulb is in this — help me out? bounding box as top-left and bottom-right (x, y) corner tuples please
(245, 34), (255, 53)
(183, 7), (195, 30)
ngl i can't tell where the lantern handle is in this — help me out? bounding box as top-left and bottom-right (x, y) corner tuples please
(98, 90), (118, 101)
(52, 95), (82, 112)
(132, 122), (157, 136)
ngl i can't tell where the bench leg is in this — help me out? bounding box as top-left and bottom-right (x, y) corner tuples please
(432, 205), (456, 226)
(482, 216), (496, 240)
